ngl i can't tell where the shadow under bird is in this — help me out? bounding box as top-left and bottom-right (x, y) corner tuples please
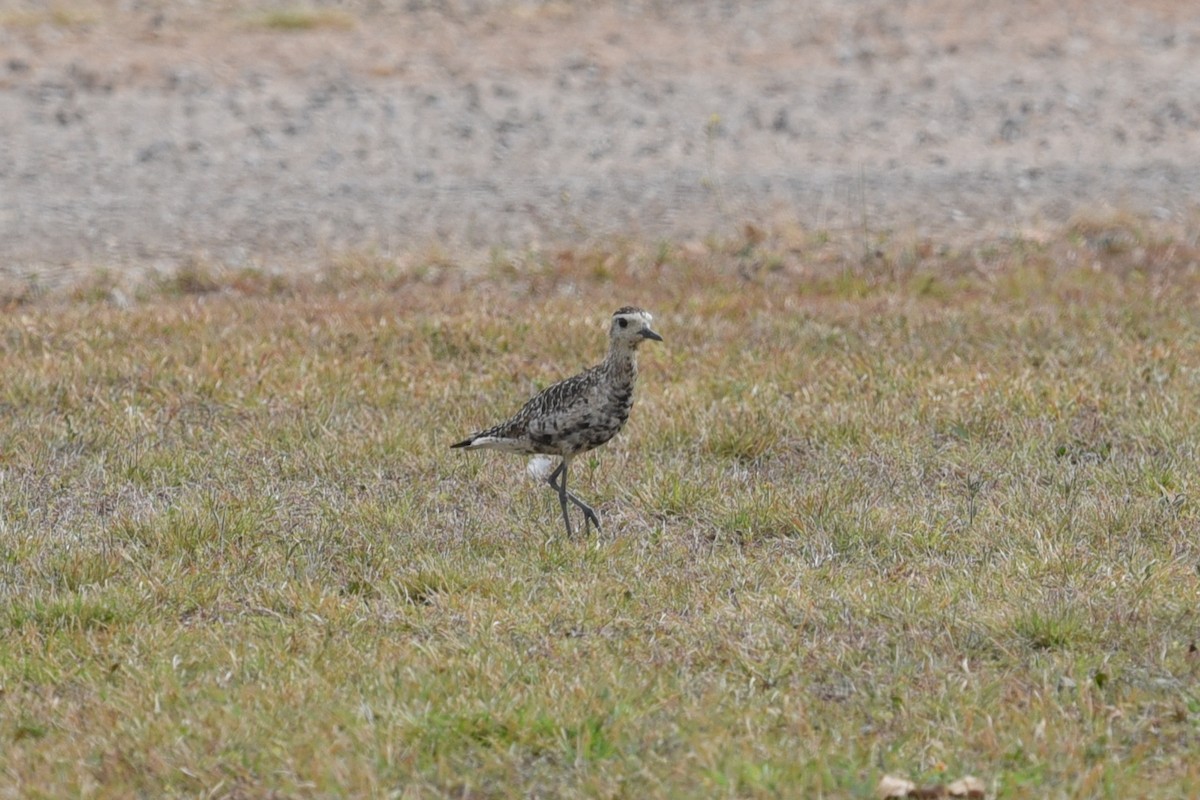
(451, 306), (663, 536)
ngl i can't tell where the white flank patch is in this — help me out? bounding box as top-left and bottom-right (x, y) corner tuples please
(527, 454), (555, 481)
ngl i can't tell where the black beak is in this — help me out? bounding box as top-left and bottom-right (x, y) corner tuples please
(640, 327), (664, 342)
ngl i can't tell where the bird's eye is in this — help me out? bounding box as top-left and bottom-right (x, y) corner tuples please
(618, 318), (628, 328)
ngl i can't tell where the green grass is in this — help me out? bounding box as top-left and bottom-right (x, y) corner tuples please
(249, 7), (355, 32)
(4, 222), (1200, 796)
(0, 5), (101, 30)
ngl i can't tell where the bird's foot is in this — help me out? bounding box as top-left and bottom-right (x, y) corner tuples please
(577, 503), (601, 534)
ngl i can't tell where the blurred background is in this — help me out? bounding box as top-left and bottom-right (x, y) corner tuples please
(2, 0), (1198, 282)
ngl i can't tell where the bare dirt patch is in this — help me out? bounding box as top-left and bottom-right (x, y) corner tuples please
(2, 0), (1199, 283)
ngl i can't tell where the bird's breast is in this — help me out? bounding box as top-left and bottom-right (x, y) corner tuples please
(601, 381), (635, 429)
(611, 389), (633, 419)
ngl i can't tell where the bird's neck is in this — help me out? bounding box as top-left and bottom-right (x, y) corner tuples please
(604, 344), (638, 383)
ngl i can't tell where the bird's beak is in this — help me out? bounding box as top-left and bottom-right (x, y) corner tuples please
(640, 327), (664, 342)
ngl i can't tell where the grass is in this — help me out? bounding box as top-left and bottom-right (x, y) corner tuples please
(3, 220), (1200, 796)
(248, 7), (356, 32)
(0, 4), (101, 30)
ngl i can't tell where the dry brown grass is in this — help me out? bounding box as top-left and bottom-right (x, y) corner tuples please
(3, 219), (1200, 797)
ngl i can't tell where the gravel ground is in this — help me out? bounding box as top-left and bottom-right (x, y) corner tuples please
(2, 0), (1199, 282)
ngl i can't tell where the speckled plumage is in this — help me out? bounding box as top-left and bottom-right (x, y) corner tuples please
(452, 307), (663, 535)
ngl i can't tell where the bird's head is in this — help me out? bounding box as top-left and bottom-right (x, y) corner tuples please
(609, 306), (663, 349)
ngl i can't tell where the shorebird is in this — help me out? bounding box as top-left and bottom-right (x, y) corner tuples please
(451, 306), (663, 536)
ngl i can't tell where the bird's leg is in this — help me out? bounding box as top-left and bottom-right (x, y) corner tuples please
(556, 459), (601, 534)
(546, 458), (601, 535)
(546, 459), (573, 536)
(571, 494), (601, 534)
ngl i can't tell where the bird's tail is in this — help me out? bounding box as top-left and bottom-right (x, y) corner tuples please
(450, 434), (527, 452)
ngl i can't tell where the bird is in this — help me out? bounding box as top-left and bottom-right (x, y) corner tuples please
(451, 306), (663, 536)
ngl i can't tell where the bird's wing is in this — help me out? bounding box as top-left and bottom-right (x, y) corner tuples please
(521, 368), (601, 439)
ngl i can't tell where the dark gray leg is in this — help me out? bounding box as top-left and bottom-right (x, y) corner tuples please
(546, 458), (601, 535)
(563, 472), (601, 534)
(547, 459), (573, 536)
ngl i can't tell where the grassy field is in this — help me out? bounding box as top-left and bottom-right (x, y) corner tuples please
(3, 218), (1200, 798)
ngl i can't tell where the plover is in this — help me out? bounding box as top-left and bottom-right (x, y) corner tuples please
(451, 306), (663, 535)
